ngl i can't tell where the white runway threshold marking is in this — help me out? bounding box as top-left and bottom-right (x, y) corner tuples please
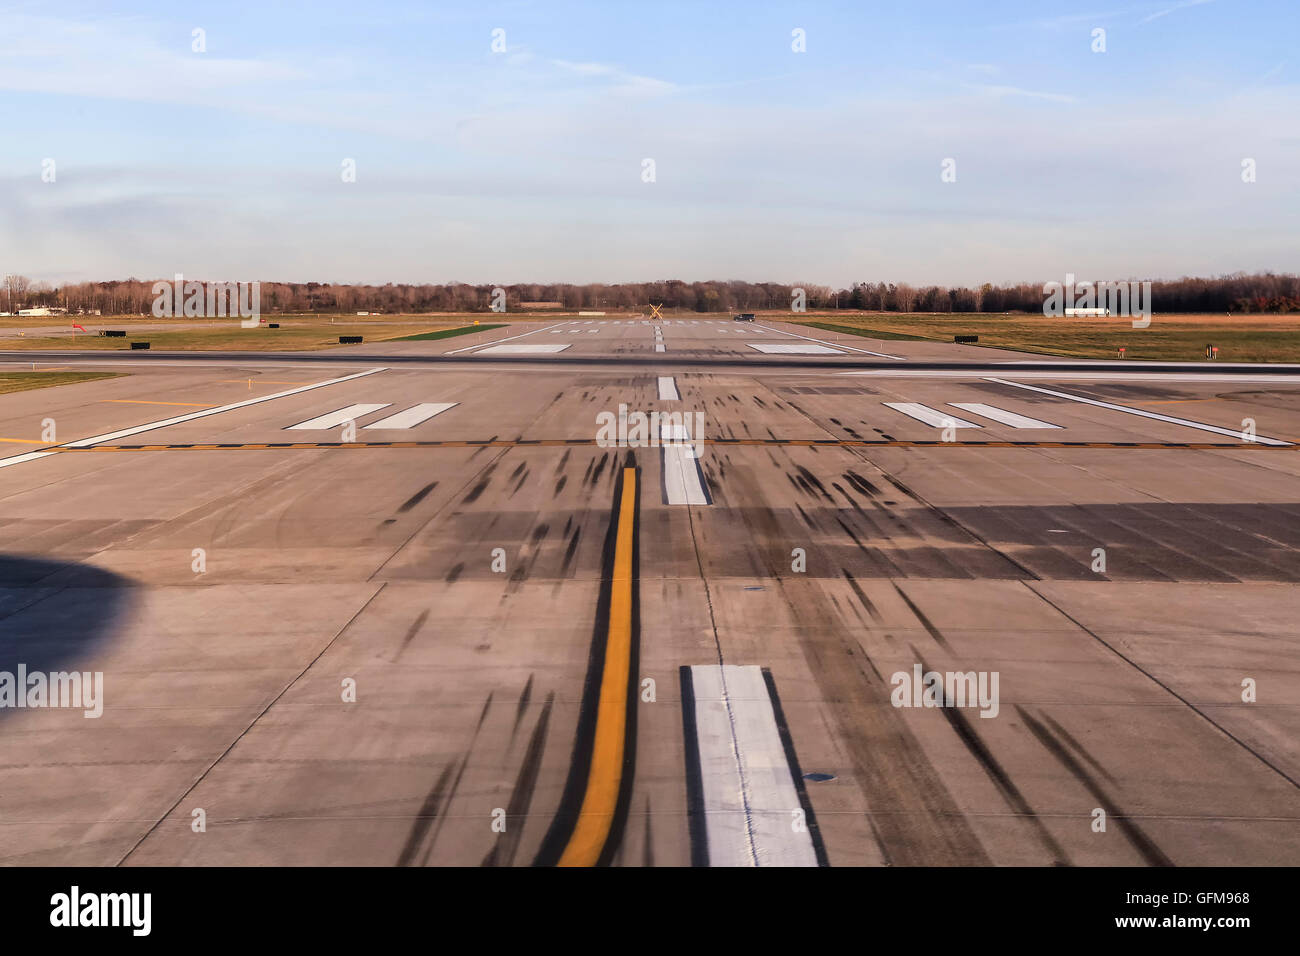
(0, 367), (388, 469)
(657, 376), (680, 401)
(0, 450), (57, 470)
(948, 402), (1061, 429)
(474, 343), (571, 354)
(752, 322), (906, 359)
(884, 402), (981, 428)
(685, 665), (820, 867)
(446, 322), (567, 354)
(288, 403), (389, 430)
(662, 423), (709, 504)
(985, 378), (1292, 445)
(364, 402), (458, 429)
(748, 343), (844, 355)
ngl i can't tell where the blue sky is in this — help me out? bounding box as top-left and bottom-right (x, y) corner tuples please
(0, 0), (1295, 287)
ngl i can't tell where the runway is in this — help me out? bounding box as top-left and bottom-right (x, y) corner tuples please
(1, 316), (1297, 866)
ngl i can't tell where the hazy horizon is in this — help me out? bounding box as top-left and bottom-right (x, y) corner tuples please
(2, 0), (1295, 288)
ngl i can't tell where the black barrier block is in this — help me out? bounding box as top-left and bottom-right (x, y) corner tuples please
(130, 341), (150, 350)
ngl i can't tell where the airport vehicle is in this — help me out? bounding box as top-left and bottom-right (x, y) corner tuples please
(733, 312), (755, 321)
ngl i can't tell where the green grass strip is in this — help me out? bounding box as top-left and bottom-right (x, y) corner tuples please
(0, 372), (125, 395)
(391, 324), (508, 342)
(795, 321), (930, 341)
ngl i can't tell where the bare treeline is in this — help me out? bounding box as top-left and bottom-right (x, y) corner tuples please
(6, 272), (1298, 315)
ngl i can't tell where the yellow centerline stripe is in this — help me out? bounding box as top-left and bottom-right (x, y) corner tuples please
(557, 467), (637, 867)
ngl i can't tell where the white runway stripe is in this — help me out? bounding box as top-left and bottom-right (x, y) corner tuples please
(0, 450), (56, 470)
(2, 367), (391, 467)
(686, 665), (819, 867)
(658, 376), (680, 400)
(446, 321), (567, 354)
(949, 402), (1061, 429)
(48, 367), (389, 450)
(662, 423), (708, 504)
(363, 402), (458, 429)
(655, 343), (666, 352)
(288, 403), (389, 430)
(884, 402), (981, 428)
(748, 343), (843, 355)
(984, 378), (1292, 445)
(752, 322), (905, 359)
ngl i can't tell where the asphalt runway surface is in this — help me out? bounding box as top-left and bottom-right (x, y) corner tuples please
(1, 316), (1297, 866)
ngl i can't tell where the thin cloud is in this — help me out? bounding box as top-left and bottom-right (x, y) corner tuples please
(1256, 61), (1286, 82)
(969, 84), (1080, 104)
(1139, 0), (1215, 25)
(550, 59), (676, 95)
(987, 9), (1131, 32)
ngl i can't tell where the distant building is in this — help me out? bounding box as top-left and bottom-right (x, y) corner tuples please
(18, 307), (67, 317)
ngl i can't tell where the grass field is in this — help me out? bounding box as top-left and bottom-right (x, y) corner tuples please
(0, 371), (125, 395)
(789, 313), (1300, 363)
(1, 310), (1294, 361)
(0, 316), (467, 351)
